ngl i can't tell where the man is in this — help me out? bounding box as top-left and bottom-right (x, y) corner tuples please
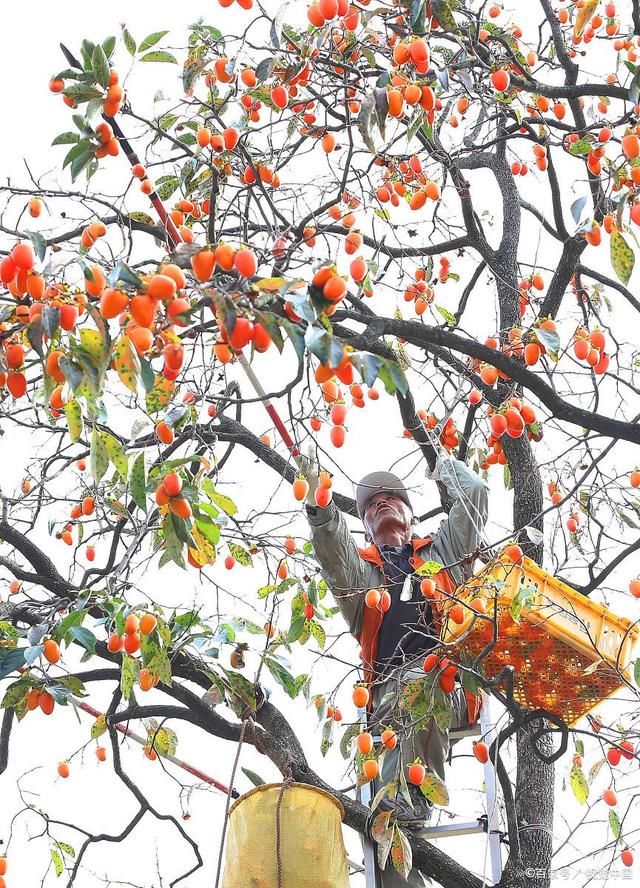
(304, 454), (489, 887)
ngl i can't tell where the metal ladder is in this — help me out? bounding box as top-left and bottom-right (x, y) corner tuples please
(356, 693), (503, 886)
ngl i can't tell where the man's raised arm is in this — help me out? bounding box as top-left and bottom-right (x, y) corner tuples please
(431, 456), (489, 583)
(306, 500), (368, 635)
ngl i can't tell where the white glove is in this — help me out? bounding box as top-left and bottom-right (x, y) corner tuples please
(299, 451), (321, 506)
(427, 453), (453, 483)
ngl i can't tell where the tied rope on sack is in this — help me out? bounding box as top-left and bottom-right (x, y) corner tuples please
(275, 755), (295, 888)
(214, 707), (256, 888)
(213, 701), (296, 888)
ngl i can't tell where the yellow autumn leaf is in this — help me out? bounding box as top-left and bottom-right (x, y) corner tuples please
(573, 0), (598, 38)
(112, 336), (140, 393)
(251, 277), (305, 293)
(420, 772), (449, 806)
(188, 525), (217, 566)
(80, 328), (106, 360)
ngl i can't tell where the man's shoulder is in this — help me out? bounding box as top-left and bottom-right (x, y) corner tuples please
(411, 534), (435, 552)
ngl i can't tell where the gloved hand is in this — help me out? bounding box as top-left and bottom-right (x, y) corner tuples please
(427, 452), (454, 483)
(299, 452), (321, 505)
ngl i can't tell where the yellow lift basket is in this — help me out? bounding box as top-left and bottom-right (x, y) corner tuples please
(440, 550), (639, 725)
(221, 782), (350, 888)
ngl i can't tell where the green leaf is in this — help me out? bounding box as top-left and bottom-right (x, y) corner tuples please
(568, 138), (593, 156)
(308, 620), (326, 649)
(52, 132), (81, 146)
(320, 717), (334, 756)
(92, 45), (110, 88)
(91, 714), (107, 739)
(54, 609), (86, 642)
(140, 50), (178, 64)
(287, 613), (306, 644)
(63, 84), (104, 103)
(64, 400), (83, 443)
(122, 26), (137, 56)
(228, 542), (252, 566)
(139, 358), (155, 393)
(433, 688), (453, 732)
(25, 230), (47, 263)
(70, 150), (94, 182)
(146, 374), (175, 414)
(51, 848), (64, 877)
(139, 30), (170, 52)
(152, 725), (178, 757)
(436, 305), (457, 326)
(265, 658), (307, 699)
(222, 668), (257, 711)
(63, 139), (91, 169)
(120, 655), (138, 701)
(510, 582), (536, 623)
(241, 767), (266, 787)
(145, 648), (172, 686)
(570, 764), (589, 804)
(413, 560), (443, 577)
(130, 452), (147, 512)
(69, 626), (97, 653)
(102, 35), (116, 59)
(611, 230), (635, 286)
(339, 721), (361, 759)
(194, 516), (220, 547)
(108, 261), (143, 290)
(59, 675), (87, 698)
(0, 622), (19, 650)
(160, 513), (185, 568)
(207, 488), (237, 516)
(385, 359), (409, 397)
(155, 174), (180, 200)
(127, 211), (155, 226)
(634, 658), (640, 687)
(90, 427), (109, 482)
(54, 841), (75, 859)
(400, 679), (426, 710)
(1, 676), (30, 708)
(609, 807), (622, 839)
(103, 432), (129, 481)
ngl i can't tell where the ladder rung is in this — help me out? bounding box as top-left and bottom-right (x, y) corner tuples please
(422, 819), (489, 838)
(450, 723), (482, 739)
(348, 858), (365, 874)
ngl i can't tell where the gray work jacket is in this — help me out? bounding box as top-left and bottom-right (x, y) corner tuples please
(307, 457), (489, 637)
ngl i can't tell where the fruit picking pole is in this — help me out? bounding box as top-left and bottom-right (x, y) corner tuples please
(72, 698), (239, 797)
(107, 114), (302, 468)
(105, 116), (184, 248)
(235, 351), (301, 461)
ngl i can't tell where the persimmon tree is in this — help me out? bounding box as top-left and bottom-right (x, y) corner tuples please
(1, 0), (640, 886)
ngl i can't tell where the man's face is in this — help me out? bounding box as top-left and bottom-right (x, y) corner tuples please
(363, 492), (412, 545)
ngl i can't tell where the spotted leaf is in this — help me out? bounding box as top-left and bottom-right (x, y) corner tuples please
(113, 336), (140, 393)
(610, 230), (635, 286)
(146, 374), (175, 414)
